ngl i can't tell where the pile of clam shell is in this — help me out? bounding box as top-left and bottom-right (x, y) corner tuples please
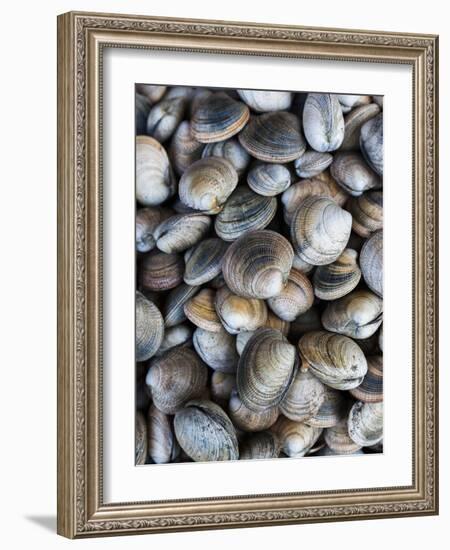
(135, 85), (383, 465)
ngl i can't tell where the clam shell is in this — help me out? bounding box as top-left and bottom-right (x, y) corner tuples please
(136, 84), (167, 104)
(154, 213), (211, 254)
(191, 92), (249, 143)
(379, 325), (383, 352)
(136, 93), (151, 135)
(179, 157), (238, 214)
(331, 152), (380, 196)
(193, 326), (239, 373)
(163, 283), (199, 327)
(348, 401), (383, 447)
(235, 311), (289, 355)
(322, 289), (383, 339)
(147, 404), (180, 464)
(146, 347), (208, 414)
(229, 390), (279, 432)
(174, 400), (239, 461)
(184, 238), (229, 286)
(136, 411), (148, 465)
(240, 431), (281, 460)
(155, 323), (192, 356)
(237, 328), (298, 412)
(347, 190), (383, 238)
(304, 386), (349, 428)
(271, 416), (322, 457)
(303, 93), (344, 152)
(237, 90), (293, 112)
(169, 120), (205, 176)
(215, 286), (268, 335)
(214, 187), (277, 241)
(239, 111), (306, 163)
(136, 206), (173, 253)
(139, 250), (184, 291)
(210, 371), (236, 406)
(290, 195), (352, 266)
(360, 112), (383, 175)
(136, 136), (176, 206)
(349, 355), (383, 403)
(247, 163), (291, 197)
(360, 230), (383, 297)
(298, 330), (368, 390)
(292, 254), (315, 274)
(288, 306), (323, 341)
(222, 230), (294, 299)
(136, 291), (164, 361)
(336, 94), (371, 112)
(340, 103), (381, 151)
(313, 248), (361, 301)
(294, 151), (333, 179)
(184, 288), (222, 332)
(324, 418), (362, 454)
(202, 138), (250, 176)
(280, 367), (326, 422)
(146, 96), (186, 142)
(266, 268), (314, 322)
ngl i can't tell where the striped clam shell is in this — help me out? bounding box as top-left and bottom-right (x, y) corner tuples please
(360, 112), (383, 176)
(313, 248), (361, 301)
(247, 163), (291, 196)
(324, 418), (362, 454)
(271, 416), (322, 458)
(135, 411), (148, 465)
(154, 213), (211, 254)
(184, 238), (229, 286)
(147, 404), (180, 464)
(229, 390), (279, 432)
(348, 190), (383, 238)
(215, 285), (268, 335)
(294, 151), (333, 179)
(163, 283), (199, 327)
(235, 311), (290, 356)
(238, 111), (306, 163)
(266, 268), (314, 322)
(214, 187), (277, 241)
(303, 93), (345, 152)
(280, 367), (326, 423)
(136, 206), (173, 253)
(304, 385), (350, 428)
(169, 120), (205, 176)
(146, 96), (186, 143)
(349, 355), (383, 403)
(138, 250), (184, 291)
(239, 431), (281, 460)
(331, 151), (380, 196)
(360, 230), (383, 297)
(340, 103), (381, 151)
(237, 90), (293, 112)
(193, 326), (239, 373)
(183, 288), (222, 332)
(202, 137), (251, 176)
(348, 401), (383, 447)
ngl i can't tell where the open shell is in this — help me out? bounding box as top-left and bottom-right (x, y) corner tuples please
(348, 401), (383, 447)
(271, 416), (322, 457)
(139, 250), (184, 291)
(267, 268), (314, 322)
(229, 390), (279, 432)
(184, 238), (229, 286)
(237, 90), (293, 112)
(349, 355), (383, 403)
(184, 288), (222, 332)
(360, 230), (383, 297)
(136, 291), (164, 361)
(280, 367), (326, 422)
(215, 285), (268, 334)
(193, 326), (239, 373)
(360, 112), (383, 175)
(303, 93), (345, 152)
(347, 190), (383, 238)
(313, 248), (361, 301)
(331, 152), (380, 196)
(240, 431), (281, 460)
(147, 404), (180, 464)
(154, 213), (211, 253)
(247, 163), (291, 197)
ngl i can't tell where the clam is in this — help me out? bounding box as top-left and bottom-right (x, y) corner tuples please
(229, 390), (279, 432)
(154, 213), (211, 254)
(379, 325), (383, 352)
(163, 283), (199, 327)
(313, 248), (361, 301)
(237, 90), (293, 112)
(179, 157), (238, 214)
(193, 326), (239, 372)
(136, 291), (164, 361)
(136, 84), (167, 104)
(303, 93), (344, 152)
(136, 206), (173, 253)
(202, 138), (250, 176)
(190, 88), (212, 117)
(280, 367), (326, 422)
(288, 306), (323, 341)
(340, 103), (381, 151)
(191, 92), (249, 143)
(174, 400), (239, 461)
(324, 418), (362, 454)
(239, 111), (306, 163)
(298, 331), (368, 390)
(210, 371), (236, 406)
(349, 355), (383, 403)
(146, 96), (186, 142)
(336, 94), (371, 113)
(322, 289), (383, 339)
(347, 190), (383, 238)
(240, 431), (281, 460)
(184, 238), (229, 285)
(136, 410), (148, 465)
(271, 416), (322, 457)
(348, 401), (383, 447)
(156, 324), (192, 356)
(247, 163), (291, 196)
(136, 136), (176, 206)
(139, 250), (184, 291)
(136, 93), (150, 135)
(360, 112), (383, 175)
(294, 151), (333, 179)
(237, 328), (297, 412)
(292, 254), (315, 274)
(215, 286), (268, 334)
(331, 152), (380, 196)
(184, 288), (222, 332)
(222, 230), (294, 299)
(235, 311), (289, 355)
(305, 386), (349, 428)
(360, 230), (383, 297)
(290, 195), (352, 266)
(214, 187), (277, 241)
(147, 404), (180, 464)
(146, 347), (208, 414)
(267, 268), (314, 322)
(170, 120), (205, 175)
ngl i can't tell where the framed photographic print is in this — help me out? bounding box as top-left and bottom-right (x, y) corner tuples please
(57, 11), (439, 538)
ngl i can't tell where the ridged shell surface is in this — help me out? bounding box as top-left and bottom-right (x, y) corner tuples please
(303, 93), (345, 152)
(229, 390), (279, 432)
(155, 324), (192, 356)
(202, 138), (250, 176)
(280, 368), (326, 422)
(331, 152), (380, 196)
(184, 288), (222, 332)
(313, 249), (361, 300)
(266, 268), (314, 322)
(304, 386), (349, 428)
(215, 286), (268, 334)
(272, 417), (322, 457)
(348, 401), (383, 447)
(147, 404), (180, 464)
(155, 213), (211, 253)
(136, 206), (173, 253)
(340, 103), (381, 151)
(136, 291), (164, 361)
(360, 112), (383, 175)
(193, 326), (239, 373)
(360, 230), (383, 297)
(349, 355), (383, 403)
(136, 136), (175, 206)
(139, 250), (184, 291)
(163, 283), (199, 327)
(170, 120), (205, 175)
(237, 90), (293, 112)
(146, 96), (186, 143)
(294, 151), (333, 178)
(184, 238), (229, 285)
(247, 163), (291, 196)
(239, 431), (281, 460)
(348, 191), (383, 238)
(324, 418), (362, 454)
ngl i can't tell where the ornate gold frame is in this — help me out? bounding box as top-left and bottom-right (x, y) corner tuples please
(57, 11), (439, 538)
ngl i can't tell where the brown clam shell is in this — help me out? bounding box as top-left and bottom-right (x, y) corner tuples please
(184, 288), (223, 332)
(139, 250), (184, 291)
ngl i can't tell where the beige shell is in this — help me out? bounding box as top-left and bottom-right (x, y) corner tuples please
(304, 386), (349, 428)
(184, 238), (229, 286)
(322, 289), (383, 340)
(136, 84), (167, 104)
(271, 416), (322, 457)
(136, 206), (173, 253)
(303, 93), (345, 152)
(340, 103), (381, 151)
(267, 268), (314, 322)
(239, 431), (281, 460)
(193, 326), (239, 373)
(313, 248), (361, 301)
(170, 120), (205, 176)
(139, 250), (184, 291)
(202, 138), (250, 176)
(222, 230), (294, 299)
(229, 390), (279, 432)
(163, 283), (199, 328)
(184, 288), (223, 332)
(294, 151), (333, 179)
(178, 157), (238, 214)
(155, 323), (192, 356)
(210, 372), (236, 407)
(237, 90), (293, 112)
(215, 286), (268, 335)
(324, 418), (362, 454)
(146, 96), (186, 143)
(147, 404), (180, 464)
(290, 195), (352, 266)
(154, 213), (211, 254)
(145, 347), (208, 414)
(136, 136), (176, 206)
(247, 163), (292, 197)
(174, 400), (239, 461)
(360, 230), (383, 297)
(347, 191), (383, 238)
(135, 411), (148, 465)
(298, 330), (368, 390)
(349, 355), (383, 403)
(331, 152), (380, 196)
(237, 328), (298, 412)
(348, 401), (383, 447)
(136, 291), (164, 361)
(280, 367), (326, 422)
